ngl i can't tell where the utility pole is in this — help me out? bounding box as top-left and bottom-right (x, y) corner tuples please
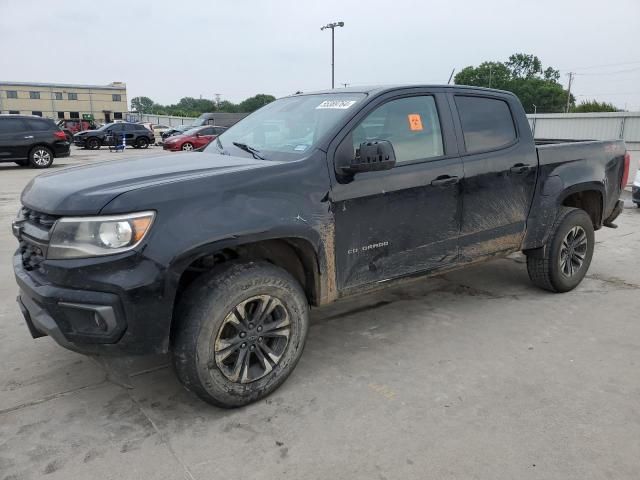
(489, 65), (492, 88)
(447, 68), (455, 85)
(214, 93), (221, 109)
(565, 72), (574, 113)
(320, 21), (344, 89)
(532, 104), (537, 114)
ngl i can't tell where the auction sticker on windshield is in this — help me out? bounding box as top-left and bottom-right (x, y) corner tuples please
(316, 100), (358, 109)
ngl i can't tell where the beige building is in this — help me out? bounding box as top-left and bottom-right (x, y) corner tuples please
(0, 81), (128, 124)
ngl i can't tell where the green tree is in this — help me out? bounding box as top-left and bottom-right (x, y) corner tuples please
(454, 53), (573, 113)
(571, 100), (620, 113)
(130, 96), (154, 113)
(238, 94), (276, 112)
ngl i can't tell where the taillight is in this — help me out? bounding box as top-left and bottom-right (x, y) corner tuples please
(621, 152), (630, 189)
(54, 130), (67, 140)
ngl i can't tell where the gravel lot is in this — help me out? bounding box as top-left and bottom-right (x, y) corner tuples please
(1, 147), (639, 480)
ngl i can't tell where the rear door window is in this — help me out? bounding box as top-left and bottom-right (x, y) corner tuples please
(454, 96), (516, 153)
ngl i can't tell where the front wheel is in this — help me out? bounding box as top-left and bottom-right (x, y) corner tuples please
(86, 137), (100, 150)
(181, 142), (194, 151)
(137, 137), (149, 149)
(526, 207), (595, 292)
(172, 262), (309, 408)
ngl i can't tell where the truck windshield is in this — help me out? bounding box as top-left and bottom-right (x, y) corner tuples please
(204, 93), (366, 160)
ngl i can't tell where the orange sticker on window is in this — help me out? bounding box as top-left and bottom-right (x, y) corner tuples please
(407, 114), (423, 131)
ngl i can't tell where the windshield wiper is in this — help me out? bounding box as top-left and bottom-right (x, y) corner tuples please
(232, 142), (265, 160)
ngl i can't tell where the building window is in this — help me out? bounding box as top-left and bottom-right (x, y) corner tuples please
(32, 111), (43, 117)
(54, 92), (63, 100)
(69, 112), (80, 119)
(9, 110), (19, 114)
(6, 90), (18, 99)
(113, 112), (123, 120)
(57, 111), (65, 119)
(112, 94), (122, 102)
(29, 91), (40, 99)
(68, 93), (78, 100)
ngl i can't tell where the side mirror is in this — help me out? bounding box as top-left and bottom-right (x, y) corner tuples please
(342, 140), (396, 175)
(195, 133), (201, 137)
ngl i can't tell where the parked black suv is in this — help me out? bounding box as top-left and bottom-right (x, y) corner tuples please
(0, 115), (69, 168)
(74, 122), (154, 150)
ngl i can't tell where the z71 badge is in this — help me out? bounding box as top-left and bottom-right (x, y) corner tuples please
(347, 241), (389, 255)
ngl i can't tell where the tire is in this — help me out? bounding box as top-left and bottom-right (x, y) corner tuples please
(172, 261), (309, 408)
(526, 207), (595, 293)
(28, 146), (54, 169)
(86, 137), (100, 150)
(181, 142), (194, 151)
(137, 137), (150, 149)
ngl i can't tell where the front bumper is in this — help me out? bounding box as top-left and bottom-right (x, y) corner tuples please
(163, 143), (181, 151)
(13, 251), (172, 355)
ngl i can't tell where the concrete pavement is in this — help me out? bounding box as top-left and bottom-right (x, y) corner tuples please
(1, 149), (639, 479)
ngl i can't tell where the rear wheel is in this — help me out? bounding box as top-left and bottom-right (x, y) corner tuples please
(526, 207), (594, 292)
(172, 262), (309, 408)
(29, 146), (54, 168)
(181, 142), (194, 151)
(137, 137), (150, 149)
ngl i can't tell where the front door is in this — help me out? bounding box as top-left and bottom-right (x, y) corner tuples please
(450, 94), (538, 259)
(330, 93), (463, 291)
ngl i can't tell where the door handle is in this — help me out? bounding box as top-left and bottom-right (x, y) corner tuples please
(23, 135), (34, 139)
(431, 175), (459, 187)
(510, 163), (531, 174)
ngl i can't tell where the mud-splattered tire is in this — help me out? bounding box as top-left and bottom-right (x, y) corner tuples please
(171, 262), (309, 408)
(526, 207), (594, 293)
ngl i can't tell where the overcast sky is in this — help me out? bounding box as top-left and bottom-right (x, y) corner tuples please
(1, 0), (639, 110)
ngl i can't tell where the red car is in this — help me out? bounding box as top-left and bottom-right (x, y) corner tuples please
(162, 125), (226, 152)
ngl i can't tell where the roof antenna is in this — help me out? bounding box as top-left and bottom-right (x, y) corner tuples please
(447, 68), (456, 85)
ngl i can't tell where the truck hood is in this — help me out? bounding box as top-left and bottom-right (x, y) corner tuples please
(21, 152), (278, 215)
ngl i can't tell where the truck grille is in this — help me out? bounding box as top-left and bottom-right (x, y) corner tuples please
(18, 207), (59, 271)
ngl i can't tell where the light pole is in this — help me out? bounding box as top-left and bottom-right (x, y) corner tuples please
(320, 21), (344, 89)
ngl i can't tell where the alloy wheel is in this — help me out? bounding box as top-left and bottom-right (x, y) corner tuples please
(559, 225), (588, 277)
(32, 149), (51, 167)
(214, 295), (291, 384)
(182, 143), (193, 151)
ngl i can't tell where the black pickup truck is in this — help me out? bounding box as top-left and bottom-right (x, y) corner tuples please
(12, 85), (629, 407)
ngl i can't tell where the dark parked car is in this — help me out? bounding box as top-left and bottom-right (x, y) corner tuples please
(12, 86), (628, 407)
(632, 168), (640, 206)
(162, 126), (226, 151)
(161, 124), (196, 141)
(0, 114), (69, 168)
(73, 122), (154, 150)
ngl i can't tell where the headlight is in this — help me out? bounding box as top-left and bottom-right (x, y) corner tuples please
(47, 211), (155, 259)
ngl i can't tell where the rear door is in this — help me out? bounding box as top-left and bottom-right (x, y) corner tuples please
(0, 117), (31, 160)
(329, 91), (463, 290)
(450, 93), (538, 259)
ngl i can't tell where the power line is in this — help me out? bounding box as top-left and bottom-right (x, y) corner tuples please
(575, 66), (640, 76)
(566, 60), (640, 71)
